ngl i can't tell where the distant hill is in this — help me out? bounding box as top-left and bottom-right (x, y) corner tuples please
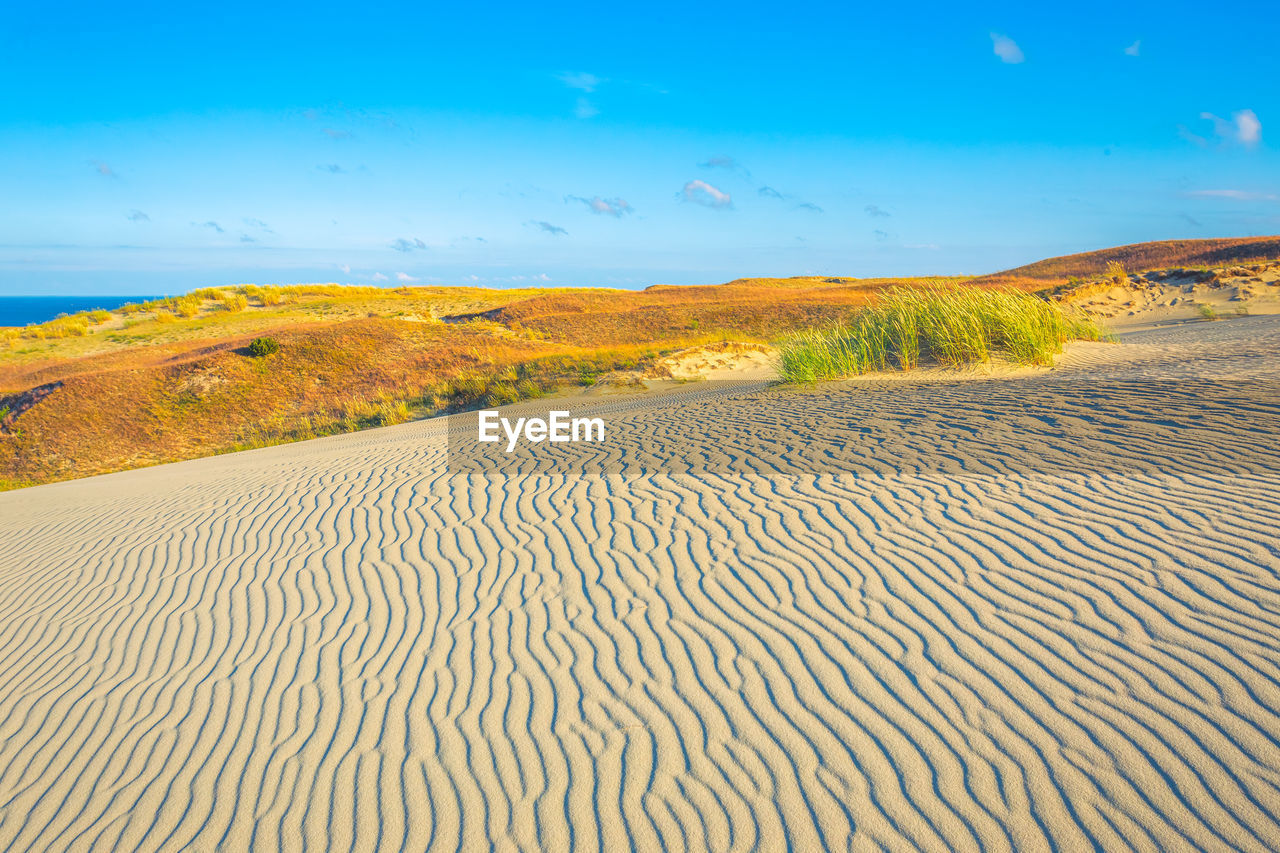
(7, 236), (1280, 487)
(981, 237), (1280, 284)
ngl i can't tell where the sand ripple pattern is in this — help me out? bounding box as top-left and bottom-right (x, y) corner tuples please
(1, 318), (1279, 851)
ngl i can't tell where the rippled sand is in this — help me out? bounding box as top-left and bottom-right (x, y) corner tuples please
(2, 317), (1279, 851)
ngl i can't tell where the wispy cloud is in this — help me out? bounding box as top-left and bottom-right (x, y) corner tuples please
(395, 272), (418, 282)
(567, 195), (633, 217)
(239, 234), (257, 243)
(557, 71), (604, 118)
(1180, 213), (1202, 227)
(990, 33), (1024, 64)
(873, 229), (890, 240)
(339, 263), (352, 274)
(126, 209), (150, 222)
(391, 237), (428, 252)
(243, 217), (274, 234)
(372, 272), (389, 282)
(700, 156), (751, 178)
(1186, 189), (1278, 201)
(527, 220), (569, 236)
(195, 220), (225, 233)
(90, 160), (115, 177)
(317, 164), (346, 174)
(558, 72), (601, 92)
(865, 204), (891, 218)
(1184, 109), (1263, 148)
(322, 128), (351, 139)
(681, 179), (732, 209)
(1124, 39), (1141, 56)
(757, 184), (823, 213)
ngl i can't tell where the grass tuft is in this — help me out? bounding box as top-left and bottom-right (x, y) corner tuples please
(778, 285), (1104, 382)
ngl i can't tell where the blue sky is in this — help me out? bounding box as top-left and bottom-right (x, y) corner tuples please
(2, 0), (1277, 294)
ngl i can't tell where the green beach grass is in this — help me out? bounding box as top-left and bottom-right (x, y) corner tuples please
(777, 286), (1104, 382)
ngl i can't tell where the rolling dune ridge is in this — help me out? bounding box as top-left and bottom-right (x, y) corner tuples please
(1, 318), (1279, 850)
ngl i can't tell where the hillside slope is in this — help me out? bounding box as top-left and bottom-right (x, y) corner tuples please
(6, 237), (1280, 487)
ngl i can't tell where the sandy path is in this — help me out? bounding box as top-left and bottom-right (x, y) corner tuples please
(1, 317), (1279, 851)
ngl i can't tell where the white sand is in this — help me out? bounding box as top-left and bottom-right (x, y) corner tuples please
(2, 317), (1280, 851)
(1070, 263), (1280, 329)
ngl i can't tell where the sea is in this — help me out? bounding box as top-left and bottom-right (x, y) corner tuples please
(0, 296), (163, 328)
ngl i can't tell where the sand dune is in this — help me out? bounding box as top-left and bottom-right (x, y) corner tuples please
(2, 318), (1280, 850)
(1067, 262), (1280, 328)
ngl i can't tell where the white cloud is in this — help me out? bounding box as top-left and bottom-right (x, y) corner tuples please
(1124, 40), (1141, 56)
(990, 33), (1024, 64)
(681, 179), (732, 209)
(395, 272), (418, 282)
(1236, 109), (1262, 146)
(338, 263), (351, 274)
(1199, 109), (1262, 147)
(372, 272), (389, 281)
(574, 97), (599, 119)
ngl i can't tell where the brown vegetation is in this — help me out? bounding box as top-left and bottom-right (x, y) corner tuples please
(4, 237), (1280, 488)
(977, 236), (1280, 288)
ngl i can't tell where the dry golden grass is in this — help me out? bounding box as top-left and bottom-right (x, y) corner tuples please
(4, 237), (1280, 488)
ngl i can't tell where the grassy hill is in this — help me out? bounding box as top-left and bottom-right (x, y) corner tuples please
(4, 236), (1280, 488)
(978, 236), (1280, 286)
(0, 278), (904, 487)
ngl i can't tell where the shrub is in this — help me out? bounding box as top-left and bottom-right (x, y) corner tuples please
(257, 288), (285, 306)
(172, 295), (203, 318)
(1197, 303), (1219, 321)
(247, 336), (281, 357)
(218, 292), (249, 312)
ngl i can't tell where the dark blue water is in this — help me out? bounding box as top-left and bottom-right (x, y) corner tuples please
(0, 296), (162, 327)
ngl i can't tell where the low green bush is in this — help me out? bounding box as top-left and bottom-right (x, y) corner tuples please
(247, 336), (281, 357)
